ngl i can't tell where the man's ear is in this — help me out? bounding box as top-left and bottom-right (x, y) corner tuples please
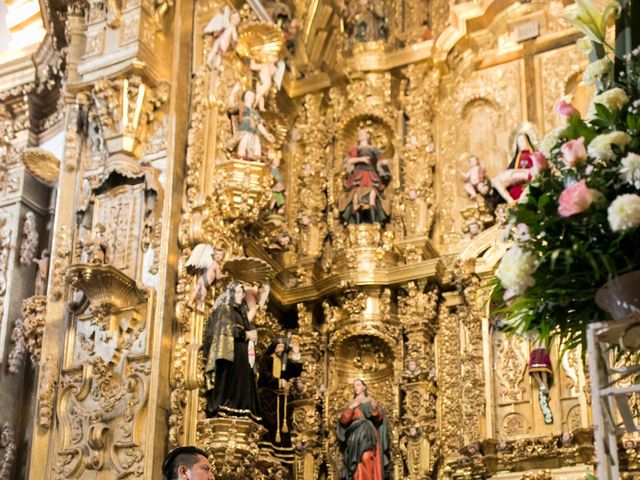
(177, 465), (188, 478)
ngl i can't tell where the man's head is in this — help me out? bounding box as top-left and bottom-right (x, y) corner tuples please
(274, 341), (286, 357)
(162, 446), (213, 480)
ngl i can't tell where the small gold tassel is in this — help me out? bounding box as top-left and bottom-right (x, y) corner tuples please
(282, 393), (289, 434)
(275, 394), (281, 443)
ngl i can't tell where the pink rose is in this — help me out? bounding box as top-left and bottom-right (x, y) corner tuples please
(503, 290), (518, 306)
(558, 180), (595, 217)
(555, 100), (580, 121)
(560, 137), (587, 167)
(532, 151), (548, 173)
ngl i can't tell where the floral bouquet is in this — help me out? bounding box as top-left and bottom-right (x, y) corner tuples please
(491, 1), (640, 350)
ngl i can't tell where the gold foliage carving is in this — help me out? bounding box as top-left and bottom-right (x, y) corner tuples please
(55, 356), (151, 479)
(21, 295), (47, 364)
(197, 418), (265, 479)
(51, 226), (72, 301)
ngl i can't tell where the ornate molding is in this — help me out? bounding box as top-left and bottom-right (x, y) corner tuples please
(197, 418), (266, 479)
(66, 264), (148, 330)
(91, 76), (169, 158)
(37, 356), (57, 430)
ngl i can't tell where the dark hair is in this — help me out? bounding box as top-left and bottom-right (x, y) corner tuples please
(507, 133), (534, 169)
(265, 337), (289, 356)
(162, 446), (209, 480)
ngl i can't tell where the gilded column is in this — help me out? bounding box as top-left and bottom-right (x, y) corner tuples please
(398, 282), (439, 479)
(290, 303), (325, 480)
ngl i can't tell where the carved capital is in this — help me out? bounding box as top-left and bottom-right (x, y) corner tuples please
(92, 76), (169, 158)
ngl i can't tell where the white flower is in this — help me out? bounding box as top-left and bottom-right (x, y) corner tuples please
(620, 153), (640, 189)
(540, 126), (567, 157)
(588, 87), (630, 118)
(583, 57), (613, 86)
(496, 245), (537, 295)
(608, 194), (640, 231)
(587, 131), (631, 161)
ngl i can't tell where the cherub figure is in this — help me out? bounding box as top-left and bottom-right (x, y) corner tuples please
(205, 6), (241, 71)
(186, 244), (227, 309)
(251, 57), (286, 111)
(460, 155), (490, 200)
(402, 359), (423, 381)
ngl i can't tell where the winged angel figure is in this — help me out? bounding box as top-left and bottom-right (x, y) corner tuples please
(251, 57), (286, 112)
(186, 243), (227, 308)
(185, 244), (270, 310)
(205, 6), (242, 71)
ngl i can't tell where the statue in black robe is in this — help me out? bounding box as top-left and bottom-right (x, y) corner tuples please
(202, 282), (261, 421)
(257, 338), (303, 461)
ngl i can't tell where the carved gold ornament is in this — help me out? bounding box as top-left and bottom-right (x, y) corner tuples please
(21, 148), (60, 185)
(222, 256), (273, 285)
(236, 22), (285, 63)
(66, 264), (148, 321)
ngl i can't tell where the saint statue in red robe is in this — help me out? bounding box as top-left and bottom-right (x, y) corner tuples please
(337, 379), (390, 480)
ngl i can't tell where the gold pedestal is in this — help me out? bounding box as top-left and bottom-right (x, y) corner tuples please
(332, 223), (398, 274)
(197, 417), (266, 479)
(212, 159), (272, 220)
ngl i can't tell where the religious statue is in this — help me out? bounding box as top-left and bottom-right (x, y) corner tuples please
(86, 223), (110, 264)
(402, 359), (423, 382)
(268, 153), (286, 215)
(20, 211), (38, 265)
(185, 244), (226, 309)
(338, 129), (391, 225)
(491, 133), (538, 205)
(337, 379), (390, 480)
(257, 336), (303, 460)
(33, 249), (50, 296)
(228, 90), (276, 161)
(250, 57), (285, 112)
(339, 0), (388, 44)
(460, 155), (490, 201)
(400, 425), (431, 479)
(204, 6), (241, 71)
(201, 282), (265, 420)
(529, 347), (554, 424)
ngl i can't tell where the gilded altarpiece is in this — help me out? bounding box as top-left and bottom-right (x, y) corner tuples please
(436, 59), (524, 252)
(16, 1), (619, 480)
(535, 44), (591, 136)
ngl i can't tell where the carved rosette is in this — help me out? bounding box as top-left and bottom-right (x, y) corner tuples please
(197, 418), (265, 480)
